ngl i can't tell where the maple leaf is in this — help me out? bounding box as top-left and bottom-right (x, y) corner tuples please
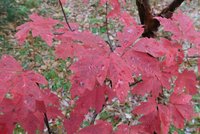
(0, 56), (52, 112)
(133, 98), (170, 134)
(15, 13), (58, 46)
(55, 30), (109, 60)
(169, 93), (193, 128)
(0, 55), (47, 101)
(0, 55), (63, 133)
(55, 40), (85, 59)
(132, 76), (162, 97)
(159, 38), (184, 67)
(133, 93), (193, 133)
(65, 85), (107, 134)
(115, 25), (143, 55)
(133, 38), (184, 66)
(133, 38), (165, 58)
(174, 70), (197, 95)
(70, 51), (109, 97)
(0, 94), (44, 134)
(114, 124), (149, 134)
(39, 89), (64, 119)
(118, 11), (138, 26)
(108, 53), (133, 101)
(78, 120), (113, 134)
(123, 50), (171, 90)
(157, 10), (200, 56)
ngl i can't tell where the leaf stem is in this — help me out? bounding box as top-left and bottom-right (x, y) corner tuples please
(58, 0), (74, 31)
(44, 113), (52, 134)
(105, 2), (114, 52)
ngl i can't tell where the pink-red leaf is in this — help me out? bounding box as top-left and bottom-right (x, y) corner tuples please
(108, 53), (133, 101)
(16, 13), (58, 46)
(174, 70), (197, 95)
(78, 120), (112, 134)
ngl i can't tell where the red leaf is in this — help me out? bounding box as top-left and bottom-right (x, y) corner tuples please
(108, 53), (133, 101)
(123, 50), (171, 89)
(1, 69), (47, 100)
(0, 55), (62, 133)
(70, 52), (109, 97)
(55, 30), (110, 57)
(0, 95), (44, 134)
(65, 85), (107, 134)
(55, 40), (85, 59)
(78, 120), (112, 134)
(15, 13), (58, 46)
(114, 124), (149, 134)
(118, 11), (138, 26)
(169, 93), (193, 128)
(40, 90), (63, 119)
(35, 100), (46, 113)
(115, 25), (143, 55)
(132, 76), (162, 97)
(157, 10), (200, 56)
(133, 38), (165, 58)
(133, 98), (157, 115)
(174, 70), (197, 95)
(133, 98), (170, 134)
(158, 105), (170, 134)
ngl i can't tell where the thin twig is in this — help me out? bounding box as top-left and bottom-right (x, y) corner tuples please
(58, 0), (74, 31)
(186, 55), (200, 58)
(129, 79), (143, 87)
(105, 2), (114, 52)
(44, 113), (52, 134)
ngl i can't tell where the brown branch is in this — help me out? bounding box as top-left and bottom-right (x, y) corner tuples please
(159, 0), (185, 18)
(136, 0), (159, 38)
(136, 0), (151, 25)
(136, 0), (185, 38)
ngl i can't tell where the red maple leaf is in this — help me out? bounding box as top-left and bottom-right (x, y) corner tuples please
(108, 53), (133, 101)
(157, 10), (200, 57)
(169, 93), (194, 128)
(0, 55), (63, 133)
(55, 30), (109, 60)
(132, 76), (162, 97)
(133, 93), (193, 133)
(0, 94), (44, 134)
(174, 70), (197, 95)
(0, 55), (47, 101)
(70, 51), (109, 97)
(65, 85), (108, 134)
(115, 25), (143, 55)
(114, 124), (149, 134)
(15, 13), (58, 46)
(133, 98), (170, 134)
(78, 120), (112, 134)
(123, 50), (171, 90)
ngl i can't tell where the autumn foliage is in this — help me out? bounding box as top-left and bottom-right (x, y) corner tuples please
(0, 0), (199, 134)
